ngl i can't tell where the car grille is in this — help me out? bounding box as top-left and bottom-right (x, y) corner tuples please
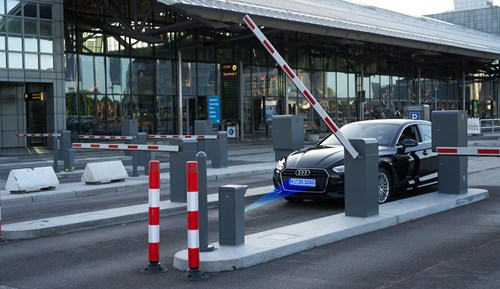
(281, 168), (329, 193)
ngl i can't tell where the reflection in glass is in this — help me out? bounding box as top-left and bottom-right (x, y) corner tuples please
(79, 55), (104, 92)
(197, 63), (216, 96)
(156, 59), (174, 95)
(40, 54), (53, 70)
(24, 53), (38, 69)
(24, 19), (37, 35)
(39, 4), (52, 19)
(8, 36), (22, 51)
(130, 59), (154, 95)
(6, 0), (20, 15)
(40, 20), (52, 36)
(23, 2), (37, 18)
(181, 62), (197, 96)
(7, 17), (21, 33)
(0, 36), (5, 50)
(8, 52), (22, 68)
(24, 37), (37, 52)
(0, 52), (6, 68)
(40, 38), (53, 53)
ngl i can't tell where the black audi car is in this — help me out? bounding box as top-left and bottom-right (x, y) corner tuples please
(273, 119), (438, 203)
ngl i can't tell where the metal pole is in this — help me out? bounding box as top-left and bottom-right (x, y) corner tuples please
(196, 151), (214, 252)
(462, 71), (466, 111)
(53, 136), (60, 173)
(178, 49), (183, 135)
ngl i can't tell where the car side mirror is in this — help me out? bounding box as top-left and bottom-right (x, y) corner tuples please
(398, 138), (418, 153)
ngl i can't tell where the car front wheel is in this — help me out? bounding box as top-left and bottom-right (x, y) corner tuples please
(378, 167), (392, 204)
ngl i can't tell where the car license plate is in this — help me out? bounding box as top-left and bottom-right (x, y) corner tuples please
(289, 178), (316, 187)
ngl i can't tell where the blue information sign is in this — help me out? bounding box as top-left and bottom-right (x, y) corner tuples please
(208, 95), (221, 124)
(410, 112), (420, 120)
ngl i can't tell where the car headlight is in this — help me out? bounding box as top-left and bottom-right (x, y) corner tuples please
(275, 158), (286, 172)
(332, 165), (344, 173)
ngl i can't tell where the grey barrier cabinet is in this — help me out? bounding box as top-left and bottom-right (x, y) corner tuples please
(432, 110), (468, 194)
(219, 185), (248, 246)
(272, 115), (304, 161)
(211, 131), (228, 168)
(195, 120), (214, 155)
(59, 130), (72, 160)
(135, 132), (148, 169)
(122, 119), (138, 156)
(407, 105), (430, 121)
(169, 138), (198, 202)
(344, 138), (379, 217)
(64, 148), (75, 172)
(52, 136), (59, 173)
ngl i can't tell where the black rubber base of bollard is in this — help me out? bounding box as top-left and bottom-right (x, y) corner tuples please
(0, 238), (7, 245)
(183, 269), (209, 281)
(141, 263), (167, 274)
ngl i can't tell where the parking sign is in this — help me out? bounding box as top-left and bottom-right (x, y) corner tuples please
(410, 112), (420, 120)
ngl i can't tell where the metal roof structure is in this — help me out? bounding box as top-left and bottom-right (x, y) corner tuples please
(158, 0), (500, 60)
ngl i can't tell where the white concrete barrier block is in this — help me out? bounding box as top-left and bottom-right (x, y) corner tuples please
(81, 161), (128, 184)
(5, 166), (59, 194)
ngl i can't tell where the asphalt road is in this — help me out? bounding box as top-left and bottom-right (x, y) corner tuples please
(1, 186), (499, 289)
(1, 143), (500, 288)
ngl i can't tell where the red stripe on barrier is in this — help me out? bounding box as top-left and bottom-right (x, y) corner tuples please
(188, 248), (200, 269)
(120, 136), (127, 139)
(149, 242), (160, 262)
(303, 90), (317, 106)
(90, 144), (100, 148)
(149, 161), (160, 189)
(263, 40), (275, 54)
(72, 143), (82, 148)
(324, 117), (338, 133)
(437, 148), (457, 154)
(243, 15), (255, 30)
(478, 149), (500, 155)
(283, 64), (295, 79)
(198, 136), (205, 139)
(147, 145), (159, 150)
(173, 135), (180, 138)
(149, 207), (160, 225)
(187, 211), (199, 230)
(128, 145), (138, 149)
(109, 144), (118, 149)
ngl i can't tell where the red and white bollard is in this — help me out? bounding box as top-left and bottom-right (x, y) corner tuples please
(184, 161), (208, 280)
(142, 160), (166, 274)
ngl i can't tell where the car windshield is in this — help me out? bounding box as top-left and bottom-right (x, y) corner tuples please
(321, 123), (400, 147)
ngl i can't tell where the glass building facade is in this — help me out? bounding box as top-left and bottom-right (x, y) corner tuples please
(0, 0), (498, 148)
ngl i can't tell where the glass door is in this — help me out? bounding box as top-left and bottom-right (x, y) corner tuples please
(182, 97), (197, 135)
(26, 100), (46, 146)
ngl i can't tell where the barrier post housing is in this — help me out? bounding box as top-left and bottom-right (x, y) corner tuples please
(432, 110), (468, 194)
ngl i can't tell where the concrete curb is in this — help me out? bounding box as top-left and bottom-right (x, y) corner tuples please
(2, 185), (275, 240)
(173, 188), (489, 272)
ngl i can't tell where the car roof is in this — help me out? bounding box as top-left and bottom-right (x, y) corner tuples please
(344, 119), (431, 126)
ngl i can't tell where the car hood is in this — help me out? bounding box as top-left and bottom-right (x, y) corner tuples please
(285, 145), (345, 169)
(285, 145), (389, 169)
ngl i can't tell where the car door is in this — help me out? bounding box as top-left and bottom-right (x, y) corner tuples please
(415, 123), (438, 183)
(391, 124), (419, 187)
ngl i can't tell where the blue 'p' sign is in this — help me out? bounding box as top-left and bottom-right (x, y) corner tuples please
(410, 112), (420, 120)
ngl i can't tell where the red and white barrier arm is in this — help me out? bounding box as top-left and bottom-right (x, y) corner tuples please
(16, 133), (61, 137)
(148, 135), (217, 140)
(437, 147), (500, 157)
(243, 15), (359, 159)
(79, 135), (134, 140)
(72, 143), (179, 152)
